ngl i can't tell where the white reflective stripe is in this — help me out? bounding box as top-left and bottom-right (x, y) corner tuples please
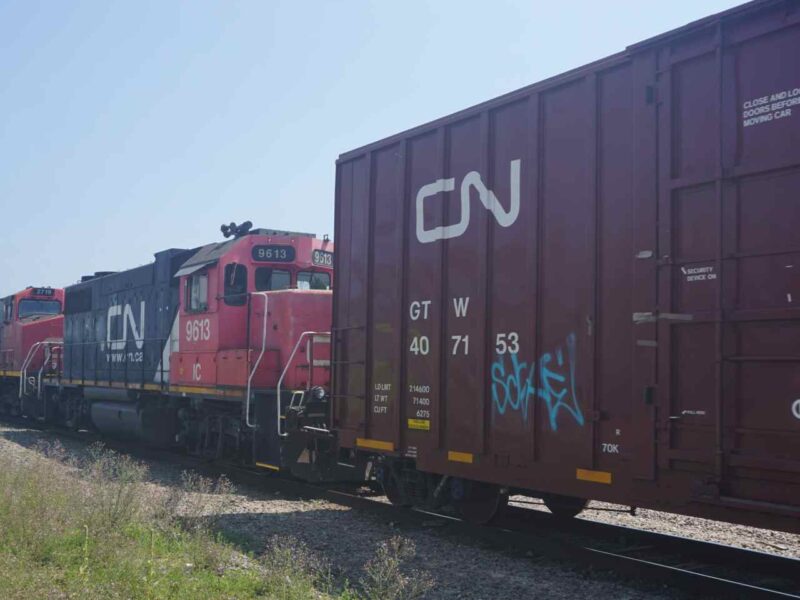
(154, 313), (180, 384)
(312, 335), (330, 344)
(312, 359), (331, 367)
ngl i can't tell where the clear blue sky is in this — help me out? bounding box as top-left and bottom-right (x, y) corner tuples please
(0, 0), (741, 293)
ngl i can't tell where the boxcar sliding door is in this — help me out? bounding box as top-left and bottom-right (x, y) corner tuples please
(656, 9), (800, 511)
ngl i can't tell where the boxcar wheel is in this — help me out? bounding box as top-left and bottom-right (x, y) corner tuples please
(455, 481), (508, 525)
(542, 494), (587, 519)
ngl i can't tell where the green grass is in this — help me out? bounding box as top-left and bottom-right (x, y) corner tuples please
(0, 441), (433, 599)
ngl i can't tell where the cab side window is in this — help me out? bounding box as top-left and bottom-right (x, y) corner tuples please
(224, 263), (248, 306)
(2, 299), (13, 322)
(297, 271), (331, 290)
(186, 273), (208, 312)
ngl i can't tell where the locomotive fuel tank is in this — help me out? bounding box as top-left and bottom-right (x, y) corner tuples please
(89, 399), (177, 447)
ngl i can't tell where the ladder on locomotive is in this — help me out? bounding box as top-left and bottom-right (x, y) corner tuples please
(250, 330), (331, 471)
(18, 340), (62, 419)
(276, 331), (332, 437)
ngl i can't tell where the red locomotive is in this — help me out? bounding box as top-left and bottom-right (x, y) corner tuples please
(0, 286), (64, 414)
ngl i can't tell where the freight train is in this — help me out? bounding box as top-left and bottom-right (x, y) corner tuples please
(2, 0), (799, 535)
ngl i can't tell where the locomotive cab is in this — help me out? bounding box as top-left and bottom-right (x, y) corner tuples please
(171, 228), (333, 390)
(169, 227), (334, 469)
(0, 287), (64, 415)
(0, 287), (64, 372)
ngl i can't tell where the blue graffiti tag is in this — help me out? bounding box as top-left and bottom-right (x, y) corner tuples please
(490, 333), (584, 431)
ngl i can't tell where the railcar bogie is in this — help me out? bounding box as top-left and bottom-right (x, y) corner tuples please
(371, 457), (587, 523)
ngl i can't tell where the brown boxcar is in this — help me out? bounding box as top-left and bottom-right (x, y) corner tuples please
(332, 0), (800, 532)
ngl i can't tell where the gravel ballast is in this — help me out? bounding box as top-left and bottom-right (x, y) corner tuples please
(509, 497), (800, 560)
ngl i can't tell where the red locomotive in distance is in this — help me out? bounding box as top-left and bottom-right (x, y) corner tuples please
(0, 286), (64, 413)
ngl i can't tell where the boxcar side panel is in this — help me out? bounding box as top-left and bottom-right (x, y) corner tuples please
(441, 115), (488, 460)
(487, 98), (538, 466)
(596, 63), (637, 476)
(655, 3), (800, 515)
(536, 77), (596, 469)
(403, 131), (445, 455)
(721, 9), (800, 506)
(333, 158), (370, 446)
(369, 145), (405, 448)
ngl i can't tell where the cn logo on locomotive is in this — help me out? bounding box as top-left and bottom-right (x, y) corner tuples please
(103, 302), (145, 351)
(415, 159), (521, 244)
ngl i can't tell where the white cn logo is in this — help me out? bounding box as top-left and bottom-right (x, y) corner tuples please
(415, 159), (521, 244)
(104, 302), (145, 351)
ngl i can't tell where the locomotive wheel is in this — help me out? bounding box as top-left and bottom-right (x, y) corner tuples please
(382, 470), (412, 507)
(62, 396), (81, 431)
(455, 481), (508, 525)
(542, 493), (587, 519)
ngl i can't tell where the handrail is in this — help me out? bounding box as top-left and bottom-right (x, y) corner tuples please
(288, 390), (305, 411)
(36, 344), (61, 397)
(244, 292), (269, 429)
(19, 341), (45, 399)
(35, 344), (61, 420)
(19, 341), (61, 415)
(276, 330), (331, 438)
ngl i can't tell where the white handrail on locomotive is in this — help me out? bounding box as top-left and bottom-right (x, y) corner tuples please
(18, 342), (42, 402)
(36, 342), (60, 420)
(276, 330), (331, 438)
(245, 291), (269, 429)
(18, 340), (62, 417)
(19, 340), (61, 399)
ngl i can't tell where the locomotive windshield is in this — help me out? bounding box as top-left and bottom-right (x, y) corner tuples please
(18, 299), (61, 318)
(255, 268), (291, 291)
(297, 271), (330, 290)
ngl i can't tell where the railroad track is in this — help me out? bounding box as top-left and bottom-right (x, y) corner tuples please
(498, 505), (800, 599)
(4, 416), (799, 599)
(302, 489), (800, 599)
